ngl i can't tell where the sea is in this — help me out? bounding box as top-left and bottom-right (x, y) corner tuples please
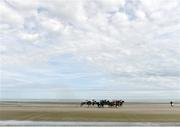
(0, 121), (180, 127)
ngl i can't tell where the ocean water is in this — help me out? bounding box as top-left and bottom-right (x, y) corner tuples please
(0, 121), (180, 127)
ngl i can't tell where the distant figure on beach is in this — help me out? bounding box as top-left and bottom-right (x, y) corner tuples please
(170, 101), (174, 107)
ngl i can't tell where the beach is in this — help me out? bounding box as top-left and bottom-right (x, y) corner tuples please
(0, 101), (180, 122)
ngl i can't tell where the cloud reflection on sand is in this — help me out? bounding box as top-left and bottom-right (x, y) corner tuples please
(0, 121), (180, 127)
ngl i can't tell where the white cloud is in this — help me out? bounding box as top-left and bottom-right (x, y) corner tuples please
(0, 1), (24, 28)
(40, 16), (64, 32)
(0, 0), (180, 99)
(17, 31), (39, 42)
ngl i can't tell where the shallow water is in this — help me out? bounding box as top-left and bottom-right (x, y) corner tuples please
(0, 121), (180, 127)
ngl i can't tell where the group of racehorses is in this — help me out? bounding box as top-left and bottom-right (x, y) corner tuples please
(80, 99), (124, 108)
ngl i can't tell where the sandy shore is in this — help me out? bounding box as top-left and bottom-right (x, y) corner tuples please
(0, 101), (180, 122)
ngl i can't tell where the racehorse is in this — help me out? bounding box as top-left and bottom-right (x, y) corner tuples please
(112, 100), (125, 107)
(80, 100), (92, 107)
(105, 100), (125, 107)
(119, 100), (124, 106)
(80, 99), (125, 108)
(99, 99), (111, 108)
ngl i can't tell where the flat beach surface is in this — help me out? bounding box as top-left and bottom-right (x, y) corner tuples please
(0, 101), (180, 122)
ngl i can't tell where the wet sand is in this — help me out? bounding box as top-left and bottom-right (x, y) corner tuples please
(0, 101), (180, 122)
(0, 121), (180, 127)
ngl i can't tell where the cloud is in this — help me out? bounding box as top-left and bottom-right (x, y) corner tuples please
(0, 1), (24, 28)
(17, 31), (39, 41)
(0, 0), (180, 99)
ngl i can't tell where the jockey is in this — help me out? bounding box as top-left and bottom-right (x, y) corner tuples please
(170, 101), (174, 107)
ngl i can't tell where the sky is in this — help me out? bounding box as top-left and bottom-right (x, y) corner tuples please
(0, 0), (180, 101)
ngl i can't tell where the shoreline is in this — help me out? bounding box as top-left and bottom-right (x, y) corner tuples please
(0, 121), (180, 127)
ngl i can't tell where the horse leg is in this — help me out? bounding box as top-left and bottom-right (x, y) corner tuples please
(98, 103), (100, 108)
(80, 103), (83, 107)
